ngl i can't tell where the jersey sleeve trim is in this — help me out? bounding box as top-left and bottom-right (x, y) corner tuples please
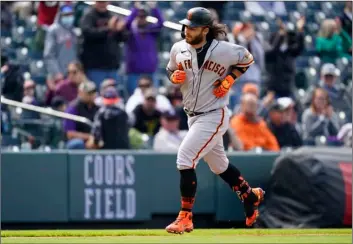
(236, 58), (255, 67)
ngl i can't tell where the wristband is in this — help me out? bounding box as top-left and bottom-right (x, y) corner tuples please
(228, 73), (237, 80)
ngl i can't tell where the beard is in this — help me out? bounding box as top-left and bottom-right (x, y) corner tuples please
(186, 33), (204, 45)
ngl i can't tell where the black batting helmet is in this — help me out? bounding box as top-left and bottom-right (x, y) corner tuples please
(179, 7), (213, 28)
(179, 7), (213, 39)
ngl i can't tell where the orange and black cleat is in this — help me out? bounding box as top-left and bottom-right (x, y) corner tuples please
(245, 187), (265, 227)
(165, 211), (194, 234)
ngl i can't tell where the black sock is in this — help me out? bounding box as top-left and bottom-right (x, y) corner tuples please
(218, 164), (257, 204)
(180, 168), (197, 212)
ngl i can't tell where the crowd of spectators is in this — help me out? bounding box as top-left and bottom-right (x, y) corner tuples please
(1, 1), (352, 151)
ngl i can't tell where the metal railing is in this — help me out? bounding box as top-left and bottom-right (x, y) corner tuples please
(1, 96), (93, 127)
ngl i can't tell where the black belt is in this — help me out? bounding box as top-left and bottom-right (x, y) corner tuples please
(184, 108), (217, 117)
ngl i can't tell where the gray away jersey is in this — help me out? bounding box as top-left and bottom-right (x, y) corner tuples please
(167, 39), (254, 112)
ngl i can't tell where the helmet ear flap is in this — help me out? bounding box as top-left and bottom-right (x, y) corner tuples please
(181, 25), (186, 39)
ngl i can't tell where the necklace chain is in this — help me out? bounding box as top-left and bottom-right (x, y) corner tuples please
(196, 41), (207, 54)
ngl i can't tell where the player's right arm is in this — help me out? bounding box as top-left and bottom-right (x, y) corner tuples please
(166, 43), (186, 84)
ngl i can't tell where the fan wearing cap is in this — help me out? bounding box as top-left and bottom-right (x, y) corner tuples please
(304, 63), (351, 120)
(94, 78), (124, 109)
(87, 87), (130, 150)
(126, 76), (173, 115)
(153, 110), (187, 152)
(124, 2), (164, 94)
(63, 81), (99, 149)
(267, 101), (302, 149)
(131, 88), (161, 136)
(44, 3), (77, 85)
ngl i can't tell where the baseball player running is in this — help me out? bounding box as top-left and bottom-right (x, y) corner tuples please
(165, 7), (265, 234)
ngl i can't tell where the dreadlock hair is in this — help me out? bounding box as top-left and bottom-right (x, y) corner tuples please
(206, 22), (227, 41)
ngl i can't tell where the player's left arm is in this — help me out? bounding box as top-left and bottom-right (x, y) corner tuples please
(213, 47), (254, 98)
(230, 48), (255, 79)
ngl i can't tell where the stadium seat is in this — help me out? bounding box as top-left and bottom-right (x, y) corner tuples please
(170, 1), (184, 11)
(308, 56), (321, 70)
(174, 7), (188, 19)
(31, 75), (46, 85)
(11, 26), (35, 45)
(296, 2), (308, 15)
(1, 135), (21, 147)
(256, 22), (275, 40)
(296, 56), (309, 68)
(263, 11), (276, 23)
(306, 1), (323, 11)
(306, 23), (320, 35)
(23, 71), (31, 80)
(1, 37), (14, 50)
(289, 11), (301, 24)
(304, 67), (319, 85)
(25, 15), (37, 29)
(314, 12), (326, 25)
(162, 9), (175, 21)
(29, 60), (46, 76)
(304, 35), (314, 49)
(14, 17), (26, 27)
(223, 8), (240, 21)
(157, 2), (170, 9)
(284, 2), (298, 11)
(170, 31), (182, 43)
(16, 47), (29, 62)
(183, 2), (198, 9)
(321, 2), (336, 17)
(336, 57), (351, 73)
(224, 2), (245, 10)
(28, 50), (43, 60)
(117, 1), (132, 9)
(239, 10), (252, 22)
(3, 47), (17, 60)
(1, 29), (11, 38)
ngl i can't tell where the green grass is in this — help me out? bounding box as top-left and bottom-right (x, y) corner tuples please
(2, 229), (352, 243)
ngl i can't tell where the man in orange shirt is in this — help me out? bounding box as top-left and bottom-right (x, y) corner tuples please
(230, 93), (280, 151)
